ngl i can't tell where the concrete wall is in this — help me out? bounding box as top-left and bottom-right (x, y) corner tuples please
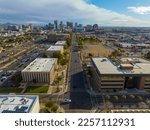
(144, 76), (150, 89)
(50, 66), (56, 84)
(47, 47), (64, 57)
(22, 61), (57, 84)
(22, 71), (50, 83)
(90, 66), (101, 91)
(29, 96), (40, 113)
(138, 77), (145, 90)
(100, 76), (125, 89)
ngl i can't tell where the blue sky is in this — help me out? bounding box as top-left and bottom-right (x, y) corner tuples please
(88, 0), (150, 11)
(0, 0), (150, 26)
(89, 0), (150, 16)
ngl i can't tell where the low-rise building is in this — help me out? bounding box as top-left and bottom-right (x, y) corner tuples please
(47, 33), (70, 43)
(47, 46), (64, 56)
(91, 57), (150, 90)
(22, 58), (57, 83)
(0, 95), (39, 113)
(55, 41), (67, 46)
(115, 42), (150, 48)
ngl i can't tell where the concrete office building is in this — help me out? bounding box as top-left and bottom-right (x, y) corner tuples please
(47, 45), (64, 56)
(47, 33), (70, 43)
(55, 41), (67, 46)
(91, 57), (150, 90)
(22, 58), (57, 83)
(0, 95), (40, 113)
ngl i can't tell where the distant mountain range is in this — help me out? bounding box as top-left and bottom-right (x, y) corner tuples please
(0, 23), (19, 27)
(0, 23), (44, 27)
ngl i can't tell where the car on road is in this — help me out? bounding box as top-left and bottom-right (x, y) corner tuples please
(0, 76), (7, 82)
(18, 63), (24, 67)
(61, 99), (71, 104)
(2, 71), (12, 77)
(24, 58), (30, 62)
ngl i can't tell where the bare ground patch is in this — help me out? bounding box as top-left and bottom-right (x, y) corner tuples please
(83, 44), (112, 57)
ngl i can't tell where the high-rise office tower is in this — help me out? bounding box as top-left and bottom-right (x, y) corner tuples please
(54, 20), (58, 30)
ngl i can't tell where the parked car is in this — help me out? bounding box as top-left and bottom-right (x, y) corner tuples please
(0, 76), (7, 82)
(62, 99), (71, 103)
(2, 71), (12, 76)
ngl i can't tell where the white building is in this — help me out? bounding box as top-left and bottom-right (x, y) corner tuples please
(22, 58), (57, 83)
(47, 45), (64, 56)
(0, 95), (40, 113)
(55, 41), (67, 46)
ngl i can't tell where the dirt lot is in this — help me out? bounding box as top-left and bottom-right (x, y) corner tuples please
(83, 43), (112, 57)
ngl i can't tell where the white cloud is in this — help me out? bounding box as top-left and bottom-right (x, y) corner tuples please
(128, 6), (150, 15)
(0, 0), (150, 26)
(25, 21), (46, 24)
(0, 7), (17, 14)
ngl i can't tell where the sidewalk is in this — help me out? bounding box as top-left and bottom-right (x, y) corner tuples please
(47, 66), (68, 95)
(48, 46), (72, 96)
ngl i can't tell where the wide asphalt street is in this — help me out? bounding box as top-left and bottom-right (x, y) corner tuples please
(60, 34), (103, 112)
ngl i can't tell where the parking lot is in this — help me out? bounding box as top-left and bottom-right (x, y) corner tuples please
(0, 45), (44, 88)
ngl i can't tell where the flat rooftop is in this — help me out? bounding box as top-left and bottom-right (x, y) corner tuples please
(92, 58), (122, 75)
(55, 41), (67, 46)
(47, 45), (63, 51)
(0, 95), (38, 113)
(22, 58), (57, 72)
(92, 57), (150, 75)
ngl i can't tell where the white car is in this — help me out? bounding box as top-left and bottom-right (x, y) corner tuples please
(62, 99), (71, 103)
(0, 76), (7, 82)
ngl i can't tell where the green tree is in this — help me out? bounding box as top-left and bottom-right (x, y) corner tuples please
(122, 95), (126, 107)
(56, 76), (62, 83)
(63, 51), (68, 56)
(59, 58), (68, 66)
(51, 104), (59, 113)
(40, 107), (50, 113)
(65, 37), (71, 47)
(113, 96), (119, 107)
(42, 53), (48, 58)
(105, 95), (110, 101)
(54, 76), (63, 85)
(45, 100), (55, 108)
(129, 95), (135, 107)
(53, 52), (68, 65)
(129, 95), (135, 104)
(53, 52), (62, 59)
(137, 96), (143, 103)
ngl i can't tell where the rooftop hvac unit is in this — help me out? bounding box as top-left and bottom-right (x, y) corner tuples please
(120, 64), (134, 70)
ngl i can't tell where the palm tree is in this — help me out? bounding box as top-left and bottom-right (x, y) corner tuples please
(105, 95), (110, 101)
(113, 96), (119, 108)
(105, 101), (113, 109)
(129, 95), (135, 107)
(122, 95), (126, 107)
(137, 96), (143, 103)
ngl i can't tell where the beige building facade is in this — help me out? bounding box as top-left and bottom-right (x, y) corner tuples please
(22, 58), (57, 84)
(47, 46), (64, 57)
(91, 57), (150, 90)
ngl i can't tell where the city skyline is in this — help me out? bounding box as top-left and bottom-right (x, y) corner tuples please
(0, 0), (150, 27)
